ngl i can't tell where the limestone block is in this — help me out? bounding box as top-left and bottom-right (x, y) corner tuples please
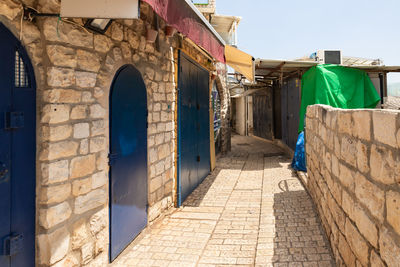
(340, 136), (357, 167)
(354, 172), (384, 222)
(155, 160), (165, 176)
(148, 135), (155, 147)
(373, 110), (398, 147)
(149, 148), (157, 164)
(145, 67), (155, 80)
(80, 139), (89, 154)
(51, 251), (80, 267)
(42, 125), (72, 142)
(89, 208), (107, 235)
(148, 124), (157, 135)
(154, 134), (163, 146)
(47, 45), (77, 68)
(344, 218), (369, 266)
(81, 241), (94, 264)
(166, 122), (174, 132)
(352, 111), (371, 141)
(327, 193), (345, 231)
(157, 123), (166, 132)
(75, 71), (97, 88)
(43, 18), (93, 48)
(96, 152), (108, 171)
(39, 201), (72, 229)
(70, 154), (96, 179)
(356, 141), (369, 174)
(94, 229), (108, 255)
(94, 34), (112, 53)
(40, 183), (71, 205)
(338, 234), (355, 267)
(73, 123), (90, 139)
(338, 163), (355, 191)
(337, 111), (353, 135)
(91, 171), (107, 189)
(353, 204), (378, 248)
(47, 67), (75, 87)
(72, 219), (91, 249)
(41, 104), (70, 124)
(331, 154), (339, 178)
(94, 87), (104, 99)
(158, 144), (170, 160)
(113, 47), (123, 62)
(76, 49), (101, 72)
(90, 136), (106, 153)
(90, 120), (105, 137)
(74, 188), (107, 214)
(43, 89), (81, 104)
(38, 0), (60, 13)
(71, 105), (87, 120)
(103, 54), (115, 72)
(111, 23), (124, 41)
(379, 229), (400, 267)
(40, 141), (79, 161)
(38, 227), (70, 265)
(0, 0), (21, 20)
(90, 104), (106, 119)
(72, 177), (92, 196)
(153, 112), (160, 122)
(341, 190), (354, 220)
(132, 53), (140, 63)
(370, 250), (385, 267)
(41, 160), (69, 185)
(150, 176), (162, 193)
(161, 111), (169, 122)
(386, 190), (400, 236)
(370, 145), (398, 185)
(26, 42), (44, 66)
(127, 29), (140, 49)
(81, 92), (94, 104)
(120, 42), (132, 59)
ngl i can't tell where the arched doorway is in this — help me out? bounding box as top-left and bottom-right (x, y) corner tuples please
(109, 65), (148, 261)
(0, 23), (36, 267)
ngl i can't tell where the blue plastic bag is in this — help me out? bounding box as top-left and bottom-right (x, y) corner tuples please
(291, 131), (307, 172)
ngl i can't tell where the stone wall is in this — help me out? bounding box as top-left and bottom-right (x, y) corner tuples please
(305, 104), (400, 266)
(0, 0), (223, 266)
(215, 62), (231, 154)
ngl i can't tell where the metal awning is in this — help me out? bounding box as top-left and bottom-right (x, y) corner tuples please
(143, 0), (226, 63)
(255, 58), (400, 81)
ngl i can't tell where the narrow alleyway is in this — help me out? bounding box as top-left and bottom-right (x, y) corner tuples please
(112, 135), (335, 267)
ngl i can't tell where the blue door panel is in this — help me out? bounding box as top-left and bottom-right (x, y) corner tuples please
(0, 22), (36, 267)
(110, 65), (148, 262)
(178, 52), (210, 204)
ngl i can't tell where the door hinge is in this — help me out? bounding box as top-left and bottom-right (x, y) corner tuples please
(4, 112), (24, 130)
(3, 234), (24, 256)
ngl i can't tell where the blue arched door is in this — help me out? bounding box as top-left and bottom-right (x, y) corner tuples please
(0, 23), (36, 267)
(109, 65), (148, 261)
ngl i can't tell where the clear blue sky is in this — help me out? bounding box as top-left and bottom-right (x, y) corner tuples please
(217, 0), (400, 83)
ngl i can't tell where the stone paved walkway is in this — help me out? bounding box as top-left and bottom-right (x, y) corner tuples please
(112, 135), (335, 267)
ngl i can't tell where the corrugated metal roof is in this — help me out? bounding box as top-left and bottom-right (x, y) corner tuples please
(255, 58), (400, 79)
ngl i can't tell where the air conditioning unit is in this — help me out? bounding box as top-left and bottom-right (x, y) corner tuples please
(316, 50), (342, 65)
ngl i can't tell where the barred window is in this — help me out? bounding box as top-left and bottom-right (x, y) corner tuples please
(15, 50), (29, 88)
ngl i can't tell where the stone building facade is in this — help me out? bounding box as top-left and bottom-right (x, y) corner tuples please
(0, 0), (229, 266)
(304, 104), (400, 266)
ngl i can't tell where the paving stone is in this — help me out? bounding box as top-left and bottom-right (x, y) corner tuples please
(111, 136), (334, 267)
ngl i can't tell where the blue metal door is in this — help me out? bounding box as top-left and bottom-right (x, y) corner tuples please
(0, 23), (36, 267)
(178, 52), (210, 205)
(109, 65), (148, 262)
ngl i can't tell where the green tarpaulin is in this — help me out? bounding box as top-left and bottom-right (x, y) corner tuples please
(298, 64), (381, 132)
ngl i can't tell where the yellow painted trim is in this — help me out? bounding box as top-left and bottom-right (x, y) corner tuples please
(179, 48), (214, 72)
